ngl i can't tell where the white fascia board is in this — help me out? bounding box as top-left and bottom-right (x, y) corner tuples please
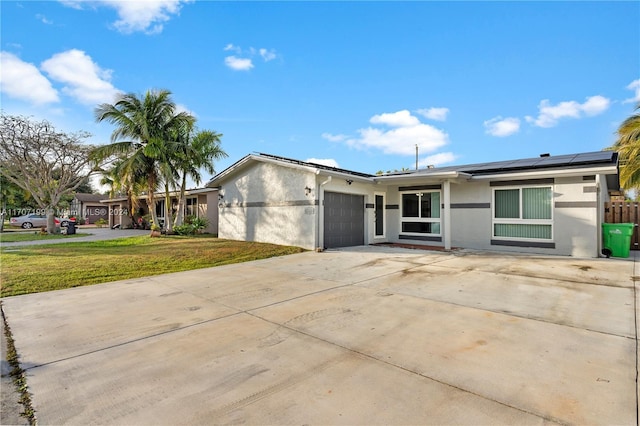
(257, 156), (374, 182)
(206, 154), (257, 187)
(469, 165), (618, 181)
(316, 170), (374, 183)
(373, 171), (471, 184)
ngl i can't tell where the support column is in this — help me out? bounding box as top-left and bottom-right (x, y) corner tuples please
(443, 180), (451, 250)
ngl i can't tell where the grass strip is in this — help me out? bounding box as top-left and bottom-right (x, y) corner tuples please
(1, 232), (90, 243)
(1, 302), (36, 425)
(0, 235), (305, 297)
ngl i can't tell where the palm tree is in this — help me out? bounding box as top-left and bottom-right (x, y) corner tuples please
(92, 89), (194, 229)
(612, 103), (640, 191)
(99, 158), (144, 227)
(173, 126), (227, 227)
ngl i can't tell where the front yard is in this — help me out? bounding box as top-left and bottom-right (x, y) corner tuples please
(0, 235), (304, 297)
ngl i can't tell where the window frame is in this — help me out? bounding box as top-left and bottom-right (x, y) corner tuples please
(492, 185), (554, 242)
(374, 192), (386, 239)
(185, 196), (198, 218)
(400, 190), (442, 236)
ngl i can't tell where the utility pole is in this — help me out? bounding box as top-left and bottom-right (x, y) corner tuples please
(415, 144), (419, 170)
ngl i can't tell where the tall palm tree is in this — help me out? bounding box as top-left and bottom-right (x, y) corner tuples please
(92, 89), (194, 229)
(612, 103), (640, 191)
(173, 126), (227, 227)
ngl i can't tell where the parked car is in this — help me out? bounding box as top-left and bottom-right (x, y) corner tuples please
(9, 214), (68, 229)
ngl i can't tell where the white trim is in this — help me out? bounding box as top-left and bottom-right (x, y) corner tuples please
(399, 189), (442, 237)
(443, 180), (451, 250)
(491, 184), (554, 242)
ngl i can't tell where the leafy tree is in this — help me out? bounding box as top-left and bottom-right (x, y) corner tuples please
(92, 89), (194, 230)
(611, 103), (640, 190)
(0, 114), (98, 233)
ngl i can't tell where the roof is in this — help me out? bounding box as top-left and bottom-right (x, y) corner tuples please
(74, 193), (107, 203)
(208, 150), (620, 189)
(258, 153), (375, 178)
(207, 153), (374, 187)
(101, 187), (217, 203)
(382, 151), (619, 177)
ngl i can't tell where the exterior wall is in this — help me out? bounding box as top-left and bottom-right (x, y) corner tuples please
(218, 162), (317, 249)
(383, 177), (601, 257)
(446, 176), (599, 257)
(214, 157), (611, 257)
(450, 181), (492, 250)
(84, 203), (109, 224)
(553, 176), (598, 257)
(201, 192), (218, 234)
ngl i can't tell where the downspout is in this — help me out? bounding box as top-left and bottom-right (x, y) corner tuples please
(317, 175), (332, 251)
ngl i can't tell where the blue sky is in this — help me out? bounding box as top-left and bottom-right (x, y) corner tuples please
(1, 1), (639, 184)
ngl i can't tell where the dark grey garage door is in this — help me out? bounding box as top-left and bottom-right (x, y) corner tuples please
(324, 192), (364, 248)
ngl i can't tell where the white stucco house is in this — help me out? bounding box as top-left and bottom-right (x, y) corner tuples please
(207, 151), (620, 258)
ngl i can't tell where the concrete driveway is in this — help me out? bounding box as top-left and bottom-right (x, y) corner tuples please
(1, 247), (638, 425)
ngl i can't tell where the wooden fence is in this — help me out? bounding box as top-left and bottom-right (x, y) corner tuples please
(604, 202), (639, 250)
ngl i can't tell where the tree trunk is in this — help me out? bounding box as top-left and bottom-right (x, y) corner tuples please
(148, 191), (159, 230)
(174, 174), (187, 227)
(46, 208), (56, 234)
(164, 183), (173, 234)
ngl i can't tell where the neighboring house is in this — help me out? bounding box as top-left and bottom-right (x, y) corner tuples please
(206, 151), (620, 258)
(69, 193), (109, 224)
(101, 187), (219, 234)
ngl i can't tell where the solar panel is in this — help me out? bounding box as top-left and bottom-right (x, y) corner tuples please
(535, 154), (578, 166)
(569, 151), (613, 163)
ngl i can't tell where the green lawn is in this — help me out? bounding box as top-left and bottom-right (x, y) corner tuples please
(0, 232), (90, 243)
(0, 235), (305, 297)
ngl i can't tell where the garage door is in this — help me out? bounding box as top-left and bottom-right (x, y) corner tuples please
(324, 192), (364, 248)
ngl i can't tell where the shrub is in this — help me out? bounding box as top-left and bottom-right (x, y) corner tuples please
(95, 218), (108, 228)
(173, 224), (196, 235)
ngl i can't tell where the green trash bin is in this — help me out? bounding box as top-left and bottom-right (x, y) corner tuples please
(602, 223), (634, 258)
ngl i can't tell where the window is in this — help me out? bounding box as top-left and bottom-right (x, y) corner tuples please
(186, 197), (198, 218)
(374, 193), (385, 237)
(493, 186), (552, 240)
(401, 191), (441, 235)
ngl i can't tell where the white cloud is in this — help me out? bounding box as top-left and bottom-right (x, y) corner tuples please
(370, 110), (420, 127)
(416, 107), (449, 121)
(344, 110), (448, 156)
(306, 158), (339, 168)
(581, 95), (610, 115)
(224, 56), (254, 71)
(223, 43), (240, 54)
(36, 14), (53, 24)
(60, 0), (192, 34)
(0, 51), (59, 105)
(259, 48), (276, 62)
(321, 133), (347, 142)
(418, 152), (457, 168)
(484, 116), (521, 137)
(623, 79), (640, 104)
(41, 49), (121, 105)
(223, 44), (277, 70)
(526, 95), (611, 128)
